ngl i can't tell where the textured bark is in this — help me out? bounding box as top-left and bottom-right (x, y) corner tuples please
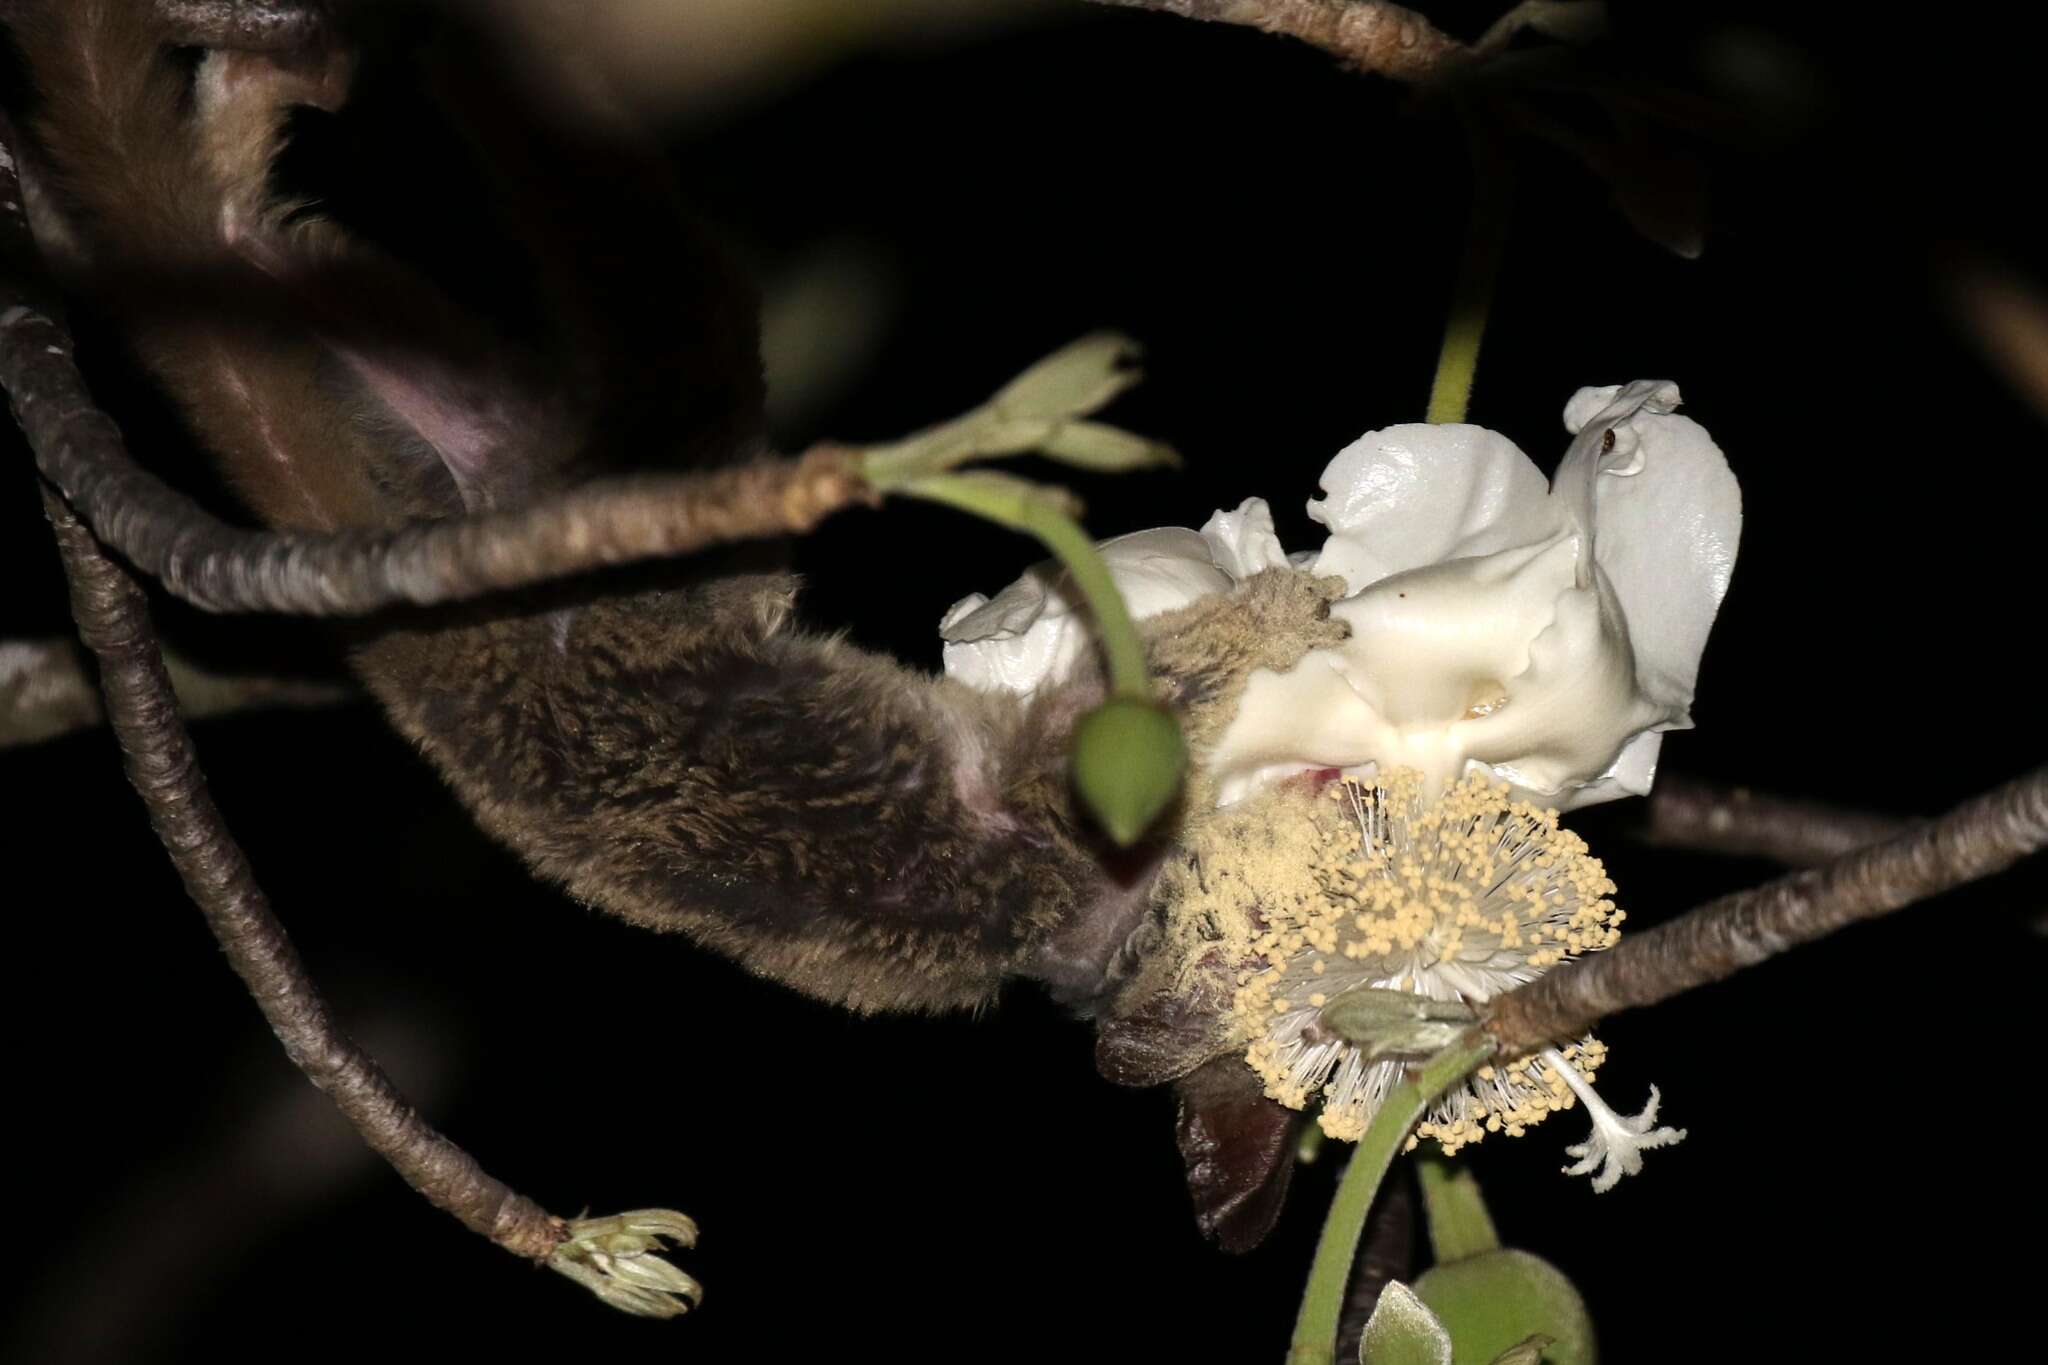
(1086, 0), (1470, 83)
(2, 308), (865, 614)
(1486, 766), (2048, 1055)
(1642, 775), (1916, 867)
(155, 0), (333, 51)
(0, 636), (351, 748)
(39, 485), (568, 1263)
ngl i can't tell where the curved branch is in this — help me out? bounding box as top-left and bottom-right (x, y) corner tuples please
(1640, 775), (1916, 867)
(41, 483), (570, 1261)
(1485, 766), (2048, 1056)
(1, 636), (352, 748)
(0, 297), (863, 614)
(1084, 0), (1470, 83)
(153, 0), (334, 51)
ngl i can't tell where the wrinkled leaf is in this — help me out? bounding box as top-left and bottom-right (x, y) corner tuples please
(1173, 1055), (1304, 1252)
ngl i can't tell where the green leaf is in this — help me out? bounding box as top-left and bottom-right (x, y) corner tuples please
(1359, 1282), (1454, 1365)
(990, 331), (1145, 421)
(1071, 696), (1186, 845)
(1031, 419), (1180, 472)
(1412, 1250), (1594, 1365)
(861, 333), (1171, 489)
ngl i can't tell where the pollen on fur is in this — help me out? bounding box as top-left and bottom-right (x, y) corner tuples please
(1234, 768), (1625, 1151)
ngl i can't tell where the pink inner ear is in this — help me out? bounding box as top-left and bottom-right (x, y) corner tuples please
(332, 342), (508, 509)
(222, 236), (512, 511)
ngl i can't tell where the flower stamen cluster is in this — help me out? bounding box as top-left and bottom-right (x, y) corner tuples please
(1236, 769), (1626, 1152)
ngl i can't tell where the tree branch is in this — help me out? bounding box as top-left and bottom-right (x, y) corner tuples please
(1085, 0), (1470, 83)
(39, 483), (570, 1263)
(1, 636), (353, 749)
(41, 480), (704, 1315)
(1640, 774), (1916, 867)
(153, 0), (334, 51)
(1484, 765), (2048, 1056)
(0, 297), (863, 613)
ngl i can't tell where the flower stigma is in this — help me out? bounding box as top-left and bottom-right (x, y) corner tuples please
(1231, 768), (1683, 1184)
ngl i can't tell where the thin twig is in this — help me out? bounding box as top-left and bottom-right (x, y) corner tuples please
(1, 636), (353, 748)
(1641, 774), (1916, 867)
(1085, 0), (1470, 83)
(1485, 766), (2048, 1056)
(39, 483), (570, 1262)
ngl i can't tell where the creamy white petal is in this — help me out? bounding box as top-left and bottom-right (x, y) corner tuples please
(939, 528), (1231, 695)
(1306, 422), (1561, 595)
(1532, 729), (1666, 812)
(1199, 497), (1290, 579)
(1559, 382), (1742, 711)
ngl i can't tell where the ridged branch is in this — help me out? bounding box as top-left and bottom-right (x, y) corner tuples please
(1640, 775), (1916, 867)
(1084, 0), (1471, 83)
(1, 636), (351, 748)
(1485, 766), (2048, 1055)
(0, 296), (864, 614)
(40, 483), (568, 1263)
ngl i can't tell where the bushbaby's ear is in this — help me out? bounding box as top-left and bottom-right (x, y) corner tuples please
(1173, 1055), (1304, 1253)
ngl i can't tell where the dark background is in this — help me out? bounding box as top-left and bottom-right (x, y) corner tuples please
(5, 2), (2046, 1360)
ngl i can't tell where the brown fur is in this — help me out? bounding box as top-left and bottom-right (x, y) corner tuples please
(9, 1), (1345, 1016)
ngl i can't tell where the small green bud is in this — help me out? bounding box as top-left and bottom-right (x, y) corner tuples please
(1071, 696), (1186, 846)
(991, 331), (1144, 421)
(548, 1208), (702, 1318)
(1359, 1281), (1454, 1365)
(1319, 988), (1477, 1064)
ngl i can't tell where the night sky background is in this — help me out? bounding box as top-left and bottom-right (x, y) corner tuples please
(5, 2), (2046, 1361)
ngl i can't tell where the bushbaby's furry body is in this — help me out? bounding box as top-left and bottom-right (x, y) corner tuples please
(10, 1), (1344, 1022)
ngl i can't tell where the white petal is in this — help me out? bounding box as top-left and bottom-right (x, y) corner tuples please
(1199, 498), (1290, 579)
(1455, 555), (1672, 798)
(1306, 422), (1561, 595)
(939, 527), (1231, 695)
(1212, 533), (1668, 803)
(1558, 382), (1742, 712)
(1537, 729), (1666, 812)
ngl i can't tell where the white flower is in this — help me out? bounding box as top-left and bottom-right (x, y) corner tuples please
(1237, 769), (1625, 1149)
(940, 382), (1740, 812)
(1214, 766), (1684, 1185)
(939, 528), (1237, 693)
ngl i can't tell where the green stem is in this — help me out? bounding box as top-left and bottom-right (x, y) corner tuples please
(1424, 123), (1512, 427)
(1287, 1035), (1494, 1365)
(1416, 1152), (1500, 1265)
(899, 472), (1151, 698)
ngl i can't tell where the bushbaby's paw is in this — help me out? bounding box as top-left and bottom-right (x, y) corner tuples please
(1143, 567), (1347, 753)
